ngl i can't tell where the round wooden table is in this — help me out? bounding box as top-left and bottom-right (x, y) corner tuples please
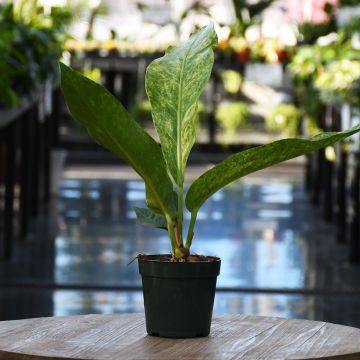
(0, 314), (360, 359)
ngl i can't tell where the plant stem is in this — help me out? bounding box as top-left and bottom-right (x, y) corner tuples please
(185, 210), (198, 249)
(177, 184), (184, 245)
(167, 220), (178, 254)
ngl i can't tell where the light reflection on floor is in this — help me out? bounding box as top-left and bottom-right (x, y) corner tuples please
(1, 287), (358, 327)
(55, 175), (308, 290)
(52, 290), (307, 319)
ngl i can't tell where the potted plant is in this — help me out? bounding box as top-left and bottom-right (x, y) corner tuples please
(216, 101), (249, 143)
(229, 36), (251, 64)
(60, 23), (360, 338)
(266, 104), (301, 137)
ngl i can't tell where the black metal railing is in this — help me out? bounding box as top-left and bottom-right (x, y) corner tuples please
(0, 85), (60, 260)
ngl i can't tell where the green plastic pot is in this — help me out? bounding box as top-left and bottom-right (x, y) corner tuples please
(138, 254), (221, 338)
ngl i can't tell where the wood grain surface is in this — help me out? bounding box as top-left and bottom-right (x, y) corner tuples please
(0, 314), (359, 359)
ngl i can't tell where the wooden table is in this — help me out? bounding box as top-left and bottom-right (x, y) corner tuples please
(0, 314), (360, 359)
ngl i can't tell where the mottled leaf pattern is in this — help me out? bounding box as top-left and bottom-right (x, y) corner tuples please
(186, 124), (360, 212)
(134, 207), (167, 230)
(145, 23), (217, 184)
(60, 63), (176, 220)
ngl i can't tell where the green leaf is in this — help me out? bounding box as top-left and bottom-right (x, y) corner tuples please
(145, 186), (163, 215)
(134, 207), (167, 230)
(59, 62), (176, 221)
(145, 23), (217, 185)
(186, 124), (360, 212)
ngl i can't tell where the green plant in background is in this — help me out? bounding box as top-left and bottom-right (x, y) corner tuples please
(266, 104), (301, 137)
(221, 70), (243, 95)
(130, 100), (153, 124)
(341, 16), (360, 39)
(287, 41), (350, 81)
(60, 23), (360, 261)
(315, 59), (360, 105)
(297, 2), (336, 44)
(229, 36), (251, 64)
(287, 47), (320, 135)
(0, 8), (18, 107)
(287, 42), (340, 134)
(12, 0), (75, 32)
(196, 101), (205, 125)
(231, 0), (274, 36)
(288, 0), (360, 134)
(0, 0), (77, 108)
(80, 67), (102, 83)
(298, 22), (336, 45)
(216, 101), (249, 141)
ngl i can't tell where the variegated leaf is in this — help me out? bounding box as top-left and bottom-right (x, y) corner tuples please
(186, 124), (360, 212)
(60, 63), (176, 221)
(145, 23), (217, 185)
(134, 207), (167, 230)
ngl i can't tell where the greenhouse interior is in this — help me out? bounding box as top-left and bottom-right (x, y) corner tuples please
(0, 0), (360, 358)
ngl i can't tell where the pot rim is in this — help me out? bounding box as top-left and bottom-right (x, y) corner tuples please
(138, 254), (221, 263)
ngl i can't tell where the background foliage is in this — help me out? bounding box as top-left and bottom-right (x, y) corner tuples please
(0, 0), (75, 108)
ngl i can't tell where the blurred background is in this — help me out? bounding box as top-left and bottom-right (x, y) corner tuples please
(0, 0), (360, 327)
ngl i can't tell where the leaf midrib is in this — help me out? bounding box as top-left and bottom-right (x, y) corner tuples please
(176, 37), (197, 185)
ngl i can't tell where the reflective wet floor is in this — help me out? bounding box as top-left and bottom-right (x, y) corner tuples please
(1, 164), (360, 327)
(1, 288), (359, 328)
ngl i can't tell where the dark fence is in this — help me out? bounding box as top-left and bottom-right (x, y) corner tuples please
(305, 104), (360, 263)
(0, 84), (60, 260)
